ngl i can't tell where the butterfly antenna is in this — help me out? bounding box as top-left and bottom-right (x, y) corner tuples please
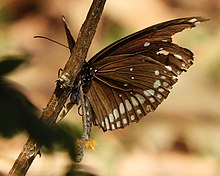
(34, 35), (70, 49)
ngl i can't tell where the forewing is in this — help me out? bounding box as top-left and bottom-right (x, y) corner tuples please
(89, 17), (207, 64)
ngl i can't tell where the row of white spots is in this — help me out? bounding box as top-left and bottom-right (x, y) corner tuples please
(103, 116), (130, 130)
(144, 87), (163, 103)
(103, 93), (149, 129)
(102, 89), (166, 130)
(155, 70), (168, 81)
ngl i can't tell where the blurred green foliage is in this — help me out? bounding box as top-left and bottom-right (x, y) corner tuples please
(0, 54), (81, 161)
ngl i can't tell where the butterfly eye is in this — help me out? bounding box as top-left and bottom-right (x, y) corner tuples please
(70, 17), (208, 132)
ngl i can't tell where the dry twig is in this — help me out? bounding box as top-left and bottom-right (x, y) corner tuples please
(9, 0), (107, 175)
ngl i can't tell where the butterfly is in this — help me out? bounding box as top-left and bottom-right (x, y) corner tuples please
(65, 17), (207, 133)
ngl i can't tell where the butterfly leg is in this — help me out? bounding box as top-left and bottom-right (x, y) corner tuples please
(56, 102), (74, 123)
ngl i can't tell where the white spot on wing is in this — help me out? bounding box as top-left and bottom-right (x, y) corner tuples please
(155, 70), (159, 76)
(130, 68), (133, 72)
(111, 124), (115, 130)
(131, 76), (135, 80)
(174, 54), (183, 60)
(161, 76), (166, 80)
(144, 89), (155, 96)
(105, 117), (110, 130)
(116, 121), (121, 128)
(158, 88), (165, 92)
(157, 94), (162, 99)
(137, 109), (142, 115)
(113, 108), (119, 119)
(109, 114), (114, 123)
(130, 115), (135, 121)
(144, 42), (150, 47)
(189, 18), (197, 23)
(165, 66), (172, 71)
(134, 93), (146, 104)
(150, 97), (155, 103)
(157, 50), (169, 55)
(131, 96), (139, 106)
(119, 103), (125, 114)
(125, 99), (132, 111)
(123, 118), (127, 125)
(172, 75), (178, 80)
(153, 80), (161, 88)
(163, 82), (169, 87)
(146, 105), (152, 112)
(124, 83), (128, 87)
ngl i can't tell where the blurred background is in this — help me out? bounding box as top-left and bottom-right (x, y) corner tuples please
(0, 0), (220, 175)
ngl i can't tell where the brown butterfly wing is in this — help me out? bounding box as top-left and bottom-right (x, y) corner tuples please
(85, 17), (207, 131)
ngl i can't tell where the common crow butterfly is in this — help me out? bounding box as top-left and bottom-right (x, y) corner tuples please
(67, 17), (207, 133)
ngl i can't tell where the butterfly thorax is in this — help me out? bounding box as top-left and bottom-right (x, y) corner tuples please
(81, 61), (93, 88)
(70, 61), (93, 105)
